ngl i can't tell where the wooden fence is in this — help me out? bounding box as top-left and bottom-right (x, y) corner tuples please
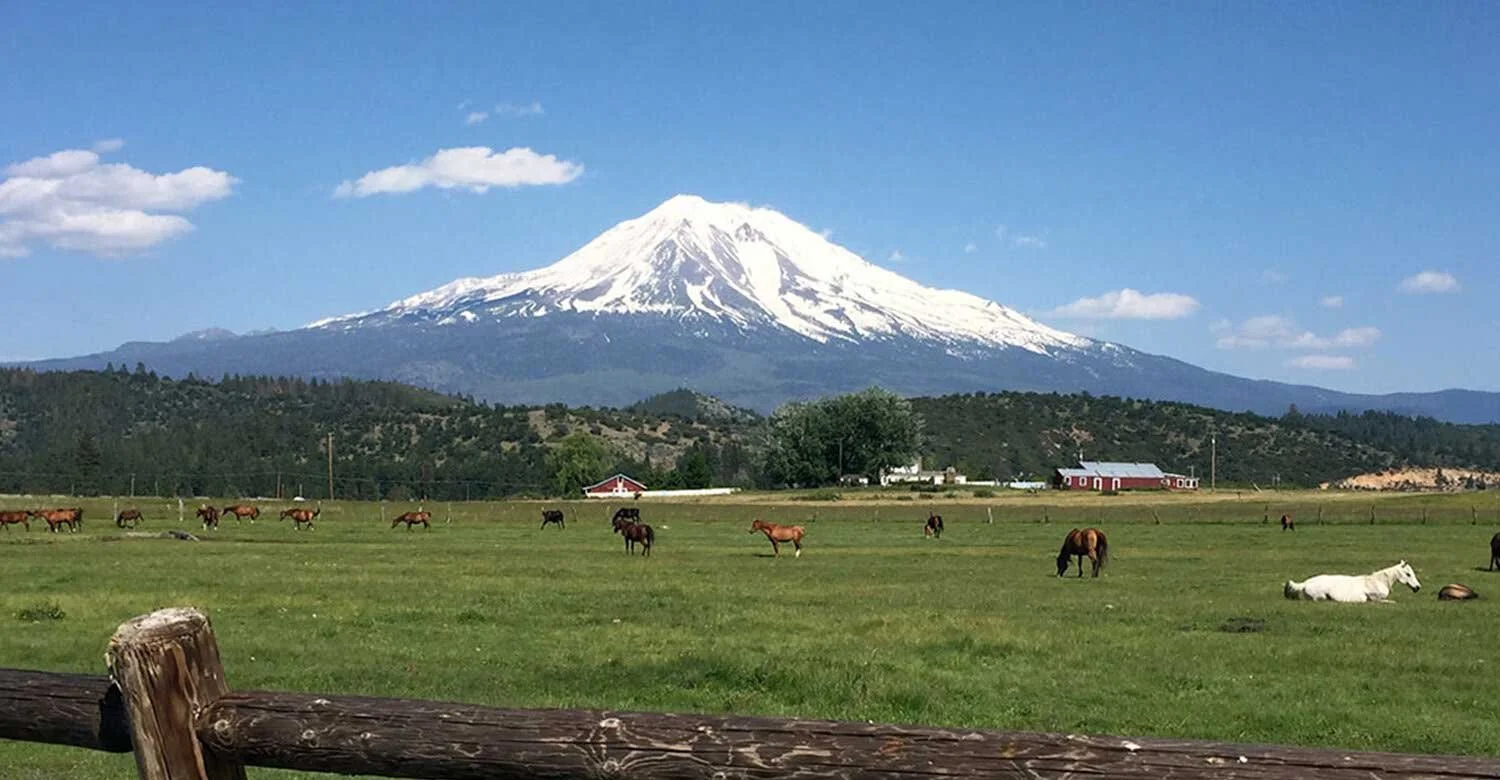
(3, 608), (1500, 779)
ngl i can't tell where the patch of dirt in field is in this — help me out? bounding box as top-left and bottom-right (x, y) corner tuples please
(1324, 467), (1500, 492)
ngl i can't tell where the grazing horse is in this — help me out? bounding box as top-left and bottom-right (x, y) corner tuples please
(0, 510), (30, 531)
(392, 509), (431, 530)
(613, 519), (654, 556)
(540, 509), (565, 530)
(196, 505), (221, 530)
(1283, 560), (1422, 603)
(116, 508), (144, 529)
(749, 519), (805, 558)
(1280, 514), (1294, 531)
(280, 506), (319, 530)
(611, 507), (640, 526)
(222, 504), (260, 524)
(923, 513), (944, 539)
(1057, 527), (1108, 577)
(1438, 583), (1479, 601)
(1491, 532), (1500, 572)
(37, 508), (82, 533)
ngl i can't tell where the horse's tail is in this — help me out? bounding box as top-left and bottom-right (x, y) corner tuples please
(1283, 580), (1302, 600)
(1095, 531), (1108, 570)
(645, 525), (655, 546)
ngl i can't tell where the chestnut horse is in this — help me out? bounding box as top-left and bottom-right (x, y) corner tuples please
(0, 510), (31, 531)
(37, 508), (82, 533)
(280, 506), (319, 530)
(116, 508), (144, 529)
(541, 509), (565, 529)
(392, 509), (431, 530)
(613, 518), (654, 556)
(1281, 514), (1294, 531)
(924, 513), (944, 539)
(749, 519), (805, 558)
(222, 504), (260, 524)
(1057, 527), (1108, 577)
(1491, 532), (1500, 572)
(196, 505), (221, 530)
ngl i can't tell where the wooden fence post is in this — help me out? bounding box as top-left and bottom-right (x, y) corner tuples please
(1317, 505), (1322, 525)
(1370, 505), (1376, 525)
(106, 608), (245, 780)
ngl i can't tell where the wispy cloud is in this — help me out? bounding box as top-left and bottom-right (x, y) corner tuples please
(1399, 270), (1459, 294)
(1287, 355), (1355, 370)
(1012, 234), (1047, 249)
(464, 111), (489, 126)
(886, 250), (909, 264)
(1320, 295), (1344, 309)
(1214, 316), (1380, 350)
(993, 225), (1008, 241)
(494, 101), (545, 117)
(0, 143), (235, 258)
(91, 138), (125, 153)
(1261, 269), (1287, 284)
(818, 228), (834, 240)
(963, 241), (977, 254)
(333, 146), (583, 198)
(1050, 289), (1200, 320)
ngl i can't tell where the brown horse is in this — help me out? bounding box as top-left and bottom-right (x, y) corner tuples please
(37, 508), (82, 533)
(613, 519), (654, 556)
(222, 504), (260, 524)
(541, 509), (565, 529)
(1057, 527), (1108, 577)
(0, 510), (31, 531)
(1280, 514), (1294, 531)
(1438, 583), (1479, 601)
(280, 506), (319, 530)
(392, 509), (431, 530)
(1491, 532), (1500, 572)
(749, 519), (805, 558)
(611, 507), (640, 526)
(116, 508), (144, 529)
(924, 513), (944, 539)
(196, 505), (221, 530)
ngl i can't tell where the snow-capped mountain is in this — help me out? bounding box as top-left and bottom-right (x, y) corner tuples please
(20, 195), (1500, 422)
(311, 195), (1091, 357)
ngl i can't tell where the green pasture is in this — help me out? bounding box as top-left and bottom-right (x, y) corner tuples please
(2, 494), (1499, 778)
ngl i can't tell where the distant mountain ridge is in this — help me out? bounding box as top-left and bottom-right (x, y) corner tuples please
(15, 195), (1500, 423)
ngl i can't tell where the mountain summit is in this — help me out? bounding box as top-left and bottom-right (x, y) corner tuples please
(312, 195), (1088, 355)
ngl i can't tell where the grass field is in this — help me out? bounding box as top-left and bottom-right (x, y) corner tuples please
(3, 493), (1500, 779)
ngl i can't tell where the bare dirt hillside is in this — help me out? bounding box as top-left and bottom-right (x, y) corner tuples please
(1324, 467), (1498, 491)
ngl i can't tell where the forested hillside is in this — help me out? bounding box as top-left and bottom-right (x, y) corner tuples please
(3, 368), (1499, 498)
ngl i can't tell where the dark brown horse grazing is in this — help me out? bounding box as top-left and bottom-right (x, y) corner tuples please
(923, 513), (944, 539)
(1057, 527), (1109, 577)
(611, 507), (640, 526)
(749, 519), (805, 558)
(280, 506), (319, 530)
(541, 509), (565, 529)
(1280, 514), (1294, 531)
(392, 509), (431, 530)
(0, 510), (31, 531)
(116, 508), (144, 529)
(222, 504), (260, 524)
(613, 519), (654, 556)
(196, 505), (221, 530)
(37, 508), (82, 533)
(1491, 532), (1500, 572)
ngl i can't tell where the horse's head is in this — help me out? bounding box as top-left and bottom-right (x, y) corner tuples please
(749, 519), (765, 533)
(1056, 551), (1071, 577)
(1395, 560), (1421, 592)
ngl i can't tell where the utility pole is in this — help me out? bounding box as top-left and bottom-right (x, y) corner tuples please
(1210, 433), (1217, 493)
(326, 432), (334, 501)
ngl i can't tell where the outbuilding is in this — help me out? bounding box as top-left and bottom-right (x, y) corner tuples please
(582, 474), (648, 498)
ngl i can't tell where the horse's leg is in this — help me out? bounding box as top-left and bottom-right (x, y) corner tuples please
(771, 539), (780, 558)
(793, 539), (802, 558)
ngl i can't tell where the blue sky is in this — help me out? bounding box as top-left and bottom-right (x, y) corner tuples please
(2, 1), (1496, 394)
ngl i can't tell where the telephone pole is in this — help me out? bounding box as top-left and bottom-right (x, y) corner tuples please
(1210, 433), (1217, 493)
(326, 432), (335, 501)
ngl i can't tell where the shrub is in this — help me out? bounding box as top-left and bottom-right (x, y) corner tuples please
(972, 488), (996, 498)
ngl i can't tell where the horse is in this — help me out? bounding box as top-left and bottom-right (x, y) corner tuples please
(1438, 583), (1479, 601)
(222, 504), (260, 524)
(1283, 560), (1422, 603)
(1280, 513), (1294, 531)
(196, 505), (221, 530)
(1491, 532), (1499, 572)
(36, 508), (82, 534)
(611, 507), (640, 526)
(540, 509), (565, 530)
(1057, 527), (1108, 577)
(923, 513), (944, 539)
(280, 506), (318, 530)
(613, 519), (654, 556)
(0, 510), (31, 531)
(116, 508), (144, 529)
(392, 509), (431, 530)
(749, 519), (804, 558)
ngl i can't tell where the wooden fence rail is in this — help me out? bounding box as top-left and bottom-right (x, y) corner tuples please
(3, 608), (1500, 779)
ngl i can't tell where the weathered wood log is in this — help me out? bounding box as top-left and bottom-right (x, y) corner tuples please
(106, 607), (246, 780)
(196, 690), (1500, 780)
(0, 668), (131, 753)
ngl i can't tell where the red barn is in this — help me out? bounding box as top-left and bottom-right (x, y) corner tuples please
(1052, 461), (1199, 491)
(582, 474), (648, 498)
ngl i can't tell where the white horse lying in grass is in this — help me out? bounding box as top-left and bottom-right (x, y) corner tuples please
(1284, 561), (1421, 603)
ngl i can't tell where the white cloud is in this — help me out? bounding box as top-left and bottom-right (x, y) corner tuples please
(494, 101), (544, 117)
(1215, 316), (1380, 350)
(1051, 289), (1200, 320)
(464, 111), (489, 126)
(0, 144), (235, 258)
(818, 228), (834, 240)
(963, 241), (977, 254)
(1287, 355), (1355, 370)
(1320, 295), (1344, 308)
(1399, 270), (1459, 294)
(886, 250), (908, 264)
(994, 225), (1007, 241)
(333, 146), (583, 198)
(91, 138), (125, 153)
(1261, 269), (1287, 284)
(1012, 234), (1047, 249)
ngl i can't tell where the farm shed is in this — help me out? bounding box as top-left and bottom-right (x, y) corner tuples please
(1052, 461), (1199, 491)
(581, 473), (648, 498)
